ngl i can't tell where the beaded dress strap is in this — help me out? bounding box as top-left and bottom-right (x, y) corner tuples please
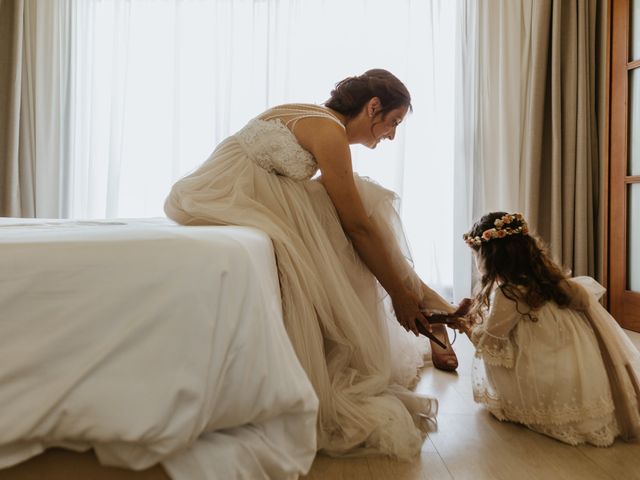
(260, 104), (345, 132)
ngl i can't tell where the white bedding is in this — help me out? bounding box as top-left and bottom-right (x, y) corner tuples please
(0, 218), (318, 479)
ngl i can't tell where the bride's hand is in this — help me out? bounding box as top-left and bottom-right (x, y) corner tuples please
(391, 290), (431, 336)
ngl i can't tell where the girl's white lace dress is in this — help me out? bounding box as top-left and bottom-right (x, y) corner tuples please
(470, 277), (640, 446)
(164, 104), (454, 459)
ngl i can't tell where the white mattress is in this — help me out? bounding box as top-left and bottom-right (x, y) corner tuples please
(0, 217), (318, 479)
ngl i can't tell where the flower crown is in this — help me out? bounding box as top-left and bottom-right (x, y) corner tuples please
(463, 213), (529, 247)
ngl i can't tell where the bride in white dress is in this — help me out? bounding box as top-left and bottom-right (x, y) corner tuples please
(164, 69), (457, 459)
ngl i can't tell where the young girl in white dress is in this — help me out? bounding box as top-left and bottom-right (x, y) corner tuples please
(455, 211), (640, 446)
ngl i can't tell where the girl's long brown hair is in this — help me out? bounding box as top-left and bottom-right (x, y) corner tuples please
(467, 212), (572, 320)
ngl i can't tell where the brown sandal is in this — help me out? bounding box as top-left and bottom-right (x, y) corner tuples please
(417, 299), (471, 372)
(429, 324), (458, 372)
(415, 319), (458, 371)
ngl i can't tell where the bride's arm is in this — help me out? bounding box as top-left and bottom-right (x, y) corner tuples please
(295, 119), (429, 334)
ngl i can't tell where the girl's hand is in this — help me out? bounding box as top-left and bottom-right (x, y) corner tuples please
(450, 298), (473, 318)
(391, 289), (431, 336)
(448, 298), (473, 330)
(451, 317), (473, 335)
(427, 298), (473, 330)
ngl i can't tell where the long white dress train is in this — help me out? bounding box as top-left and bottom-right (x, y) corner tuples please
(164, 104), (453, 459)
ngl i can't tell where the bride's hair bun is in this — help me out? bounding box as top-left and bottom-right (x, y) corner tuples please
(325, 69), (412, 118)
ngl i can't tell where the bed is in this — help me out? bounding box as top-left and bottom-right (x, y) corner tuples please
(0, 218), (318, 480)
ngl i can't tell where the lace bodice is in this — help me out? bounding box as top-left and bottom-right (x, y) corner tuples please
(233, 104), (344, 181)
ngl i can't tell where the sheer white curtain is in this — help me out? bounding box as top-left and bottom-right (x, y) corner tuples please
(453, 0), (522, 298)
(26, 0), (458, 298)
(456, 0), (600, 285)
(453, 0), (478, 300)
(454, 0), (547, 296)
(454, 0), (529, 238)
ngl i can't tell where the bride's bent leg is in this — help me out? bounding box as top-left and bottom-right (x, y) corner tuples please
(350, 175), (460, 372)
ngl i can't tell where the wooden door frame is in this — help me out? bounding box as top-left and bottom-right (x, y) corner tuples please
(610, 0), (640, 331)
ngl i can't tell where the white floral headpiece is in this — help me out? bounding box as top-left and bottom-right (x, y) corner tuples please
(463, 213), (529, 247)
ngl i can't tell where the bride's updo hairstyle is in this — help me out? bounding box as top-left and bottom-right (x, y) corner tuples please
(325, 69), (412, 119)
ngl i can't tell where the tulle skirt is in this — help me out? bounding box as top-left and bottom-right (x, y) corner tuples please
(164, 136), (453, 459)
